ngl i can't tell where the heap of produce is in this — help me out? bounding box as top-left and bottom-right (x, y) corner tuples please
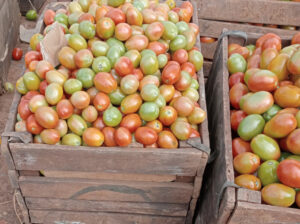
(15, 0), (206, 148)
(228, 32), (300, 208)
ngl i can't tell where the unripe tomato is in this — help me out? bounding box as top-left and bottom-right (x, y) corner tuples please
(170, 120), (191, 140)
(40, 129), (60, 145)
(258, 160), (279, 186)
(262, 183), (295, 207)
(82, 106), (98, 123)
(35, 106), (59, 129)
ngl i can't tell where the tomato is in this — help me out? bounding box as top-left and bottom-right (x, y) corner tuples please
(23, 91), (39, 101)
(274, 85), (300, 108)
(228, 72), (244, 89)
(232, 137), (252, 158)
(67, 114), (87, 136)
(243, 91), (274, 115)
(262, 104), (281, 121)
(40, 129), (60, 145)
(96, 17), (115, 40)
(158, 130), (178, 148)
(74, 49), (93, 68)
(68, 1), (83, 14)
(24, 51), (42, 67)
(55, 119), (68, 137)
(228, 46), (250, 59)
(92, 56), (111, 73)
(64, 79), (82, 95)
(256, 33), (280, 48)
(292, 33), (300, 45)
(200, 37), (216, 44)
(229, 83), (248, 109)
(93, 117), (106, 130)
(144, 22), (164, 42)
(287, 50), (300, 75)
(131, 25), (144, 36)
(119, 114), (141, 133)
(29, 95), (48, 113)
(114, 56), (134, 77)
(103, 106), (122, 127)
(170, 120), (191, 140)
(162, 61), (180, 84)
(93, 92), (110, 112)
(82, 127), (104, 147)
(296, 191), (300, 208)
(46, 70), (67, 86)
(148, 42), (167, 56)
(141, 84), (159, 102)
(174, 71), (191, 91)
(108, 87), (125, 106)
(139, 102), (159, 121)
(188, 107), (206, 125)
(228, 53), (247, 74)
(35, 60), (53, 79)
(126, 7), (143, 26)
(260, 48), (278, 69)
(26, 114), (44, 134)
(140, 54), (159, 76)
(82, 106), (98, 123)
(43, 9), (55, 26)
(15, 120), (27, 132)
(159, 85), (175, 102)
(139, 75), (160, 91)
(106, 8), (125, 25)
(68, 34), (87, 52)
(95, 6), (109, 22)
(54, 13), (69, 26)
(181, 62), (196, 77)
(247, 70), (278, 92)
(70, 91), (90, 110)
(287, 129), (300, 155)
(142, 8), (157, 24)
(159, 106), (177, 126)
(264, 113), (297, 138)
(234, 174), (261, 191)
(91, 41), (109, 57)
(157, 54), (168, 69)
(26, 9), (37, 21)
(94, 72), (117, 94)
(12, 48), (23, 61)
(146, 120), (163, 133)
(162, 21), (178, 40)
(45, 83), (63, 106)
(115, 23), (132, 41)
(76, 68), (95, 89)
(35, 106), (59, 129)
(172, 96), (194, 117)
(297, 111), (300, 128)
(22, 72), (40, 91)
(56, 100), (73, 120)
(135, 127), (158, 145)
(238, 114), (265, 141)
(121, 93), (142, 114)
(115, 127), (132, 146)
(233, 152), (260, 174)
(58, 47), (77, 70)
(168, 35), (186, 52)
(262, 183), (295, 207)
(125, 51), (141, 69)
(258, 160), (279, 186)
(250, 134), (281, 161)
(101, 127), (116, 147)
(230, 110), (247, 131)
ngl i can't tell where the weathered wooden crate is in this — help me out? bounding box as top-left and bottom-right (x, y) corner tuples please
(18, 0), (47, 15)
(198, 0), (300, 60)
(1, 1), (210, 223)
(198, 30), (300, 224)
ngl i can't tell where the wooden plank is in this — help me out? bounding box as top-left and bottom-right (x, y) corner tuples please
(8, 170), (19, 189)
(19, 170), (40, 176)
(203, 61), (212, 78)
(19, 176), (193, 203)
(186, 198), (197, 224)
(228, 201), (300, 224)
(236, 188), (261, 204)
(10, 143), (203, 176)
(199, 19), (299, 39)
(14, 190), (30, 224)
(192, 176), (202, 199)
(29, 210), (186, 224)
(198, 0), (300, 26)
(201, 41), (218, 60)
(1, 137), (15, 170)
(42, 170), (176, 182)
(26, 197), (188, 217)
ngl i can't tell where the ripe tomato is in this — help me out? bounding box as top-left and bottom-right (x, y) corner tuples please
(125, 35), (149, 51)
(173, 96), (194, 117)
(286, 129), (300, 155)
(262, 37), (281, 52)
(94, 72), (117, 94)
(256, 33), (281, 48)
(115, 127), (132, 146)
(181, 62), (196, 77)
(40, 129), (60, 145)
(24, 51), (42, 67)
(132, 68), (143, 81)
(232, 138), (252, 158)
(228, 72), (245, 89)
(229, 83), (249, 109)
(106, 8), (126, 25)
(12, 48), (23, 60)
(277, 159), (300, 188)
(35, 106), (59, 129)
(87, 87), (99, 103)
(102, 127), (117, 147)
(35, 60), (53, 79)
(95, 6), (109, 22)
(162, 61), (181, 85)
(174, 71), (191, 91)
(55, 119), (68, 137)
(115, 23), (132, 41)
(146, 120), (163, 133)
(230, 110), (247, 131)
(158, 130), (178, 148)
(159, 106), (177, 126)
(58, 47), (77, 70)
(29, 95), (48, 113)
(93, 117), (106, 130)
(262, 183), (295, 207)
(145, 22), (164, 41)
(82, 106), (98, 123)
(44, 9), (55, 26)
(247, 70), (278, 92)
(264, 113), (297, 138)
(233, 152), (260, 174)
(120, 93), (142, 114)
(18, 99), (32, 120)
(70, 91), (90, 109)
(234, 174), (261, 191)
(56, 99), (74, 120)
(159, 85), (175, 102)
(135, 127), (158, 145)
(83, 127), (104, 147)
(93, 92), (110, 112)
(274, 85), (300, 108)
(120, 113), (142, 133)
(74, 49), (93, 68)
(26, 114), (44, 134)
(147, 41), (167, 55)
(170, 120), (191, 140)
(200, 37), (216, 44)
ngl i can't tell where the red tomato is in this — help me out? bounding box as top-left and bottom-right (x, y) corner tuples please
(146, 120), (163, 134)
(277, 159), (300, 188)
(115, 127), (132, 146)
(94, 72), (117, 94)
(39, 80), (48, 95)
(78, 13), (95, 23)
(120, 113), (142, 133)
(135, 126), (158, 145)
(232, 137), (252, 158)
(229, 83), (249, 109)
(70, 91), (90, 110)
(162, 61), (181, 85)
(114, 56), (134, 77)
(189, 128), (200, 138)
(35, 60), (54, 79)
(231, 110), (247, 131)
(18, 99), (32, 120)
(159, 106), (177, 126)
(106, 8), (126, 25)
(132, 68), (144, 81)
(286, 129), (300, 155)
(262, 37), (282, 52)
(228, 46), (250, 59)
(44, 9), (55, 26)
(24, 51), (42, 67)
(102, 127), (117, 147)
(181, 62), (196, 77)
(233, 152), (261, 174)
(93, 92), (110, 112)
(12, 48), (23, 60)
(256, 33), (281, 48)
(56, 99), (74, 120)
(172, 49), (188, 64)
(115, 23), (132, 41)
(35, 106), (59, 129)
(228, 72), (245, 89)
(173, 96), (194, 117)
(93, 117), (106, 130)
(200, 37), (216, 43)
(26, 114), (44, 134)
(147, 41), (167, 55)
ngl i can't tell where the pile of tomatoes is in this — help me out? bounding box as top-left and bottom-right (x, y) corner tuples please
(228, 32), (300, 208)
(15, 0), (206, 149)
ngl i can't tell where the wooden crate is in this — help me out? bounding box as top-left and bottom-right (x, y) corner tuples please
(18, 0), (47, 15)
(198, 0), (300, 60)
(197, 30), (300, 224)
(1, 1), (210, 223)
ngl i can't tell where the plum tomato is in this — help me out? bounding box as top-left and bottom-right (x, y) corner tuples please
(258, 160), (279, 186)
(135, 126), (158, 145)
(234, 174), (261, 191)
(262, 183), (295, 207)
(114, 127), (132, 146)
(233, 152), (260, 174)
(232, 137), (252, 158)
(230, 110), (247, 131)
(83, 127), (104, 147)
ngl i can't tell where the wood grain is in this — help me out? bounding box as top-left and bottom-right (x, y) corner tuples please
(10, 143), (203, 176)
(198, 0), (300, 26)
(237, 188), (261, 204)
(25, 198), (188, 217)
(19, 176), (193, 203)
(29, 210), (186, 224)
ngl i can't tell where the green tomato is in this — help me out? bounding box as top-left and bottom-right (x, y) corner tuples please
(106, 38), (125, 55)
(168, 11), (179, 23)
(62, 133), (82, 146)
(108, 0), (125, 7)
(68, 34), (87, 51)
(26, 10), (37, 20)
(68, 12), (83, 25)
(158, 54), (168, 69)
(154, 94), (166, 109)
(54, 13), (69, 26)
(23, 72), (40, 91)
(139, 102), (159, 121)
(251, 134), (281, 161)
(107, 46), (122, 67)
(76, 68), (95, 88)
(67, 114), (87, 136)
(141, 49), (156, 58)
(124, 50), (141, 68)
(176, 21), (189, 34)
(141, 84), (159, 102)
(258, 160), (279, 186)
(237, 114), (265, 141)
(162, 21), (178, 41)
(91, 41), (109, 57)
(188, 50), (203, 72)
(109, 87), (126, 106)
(103, 106), (122, 127)
(190, 79), (199, 90)
(63, 79), (82, 95)
(140, 54), (159, 75)
(69, 23), (80, 34)
(16, 77), (28, 94)
(228, 53), (247, 74)
(79, 20), (95, 39)
(246, 44), (255, 56)
(263, 104), (282, 121)
(170, 35), (187, 51)
(92, 56), (111, 73)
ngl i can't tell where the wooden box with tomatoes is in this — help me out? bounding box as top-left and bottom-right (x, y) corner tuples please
(197, 0), (300, 61)
(198, 30), (300, 224)
(1, 1), (210, 223)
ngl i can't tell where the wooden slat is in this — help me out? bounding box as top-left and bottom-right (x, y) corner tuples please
(10, 143), (203, 176)
(228, 201), (300, 224)
(15, 190), (30, 224)
(236, 188), (261, 204)
(26, 197), (188, 217)
(30, 210), (186, 224)
(186, 198), (197, 224)
(19, 176), (193, 203)
(42, 170), (177, 182)
(198, 0), (300, 26)
(201, 41), (218, 60)
(199, 19), (299, 39)
(8, 170), (19, 189)
(203, 61), (212, 78)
